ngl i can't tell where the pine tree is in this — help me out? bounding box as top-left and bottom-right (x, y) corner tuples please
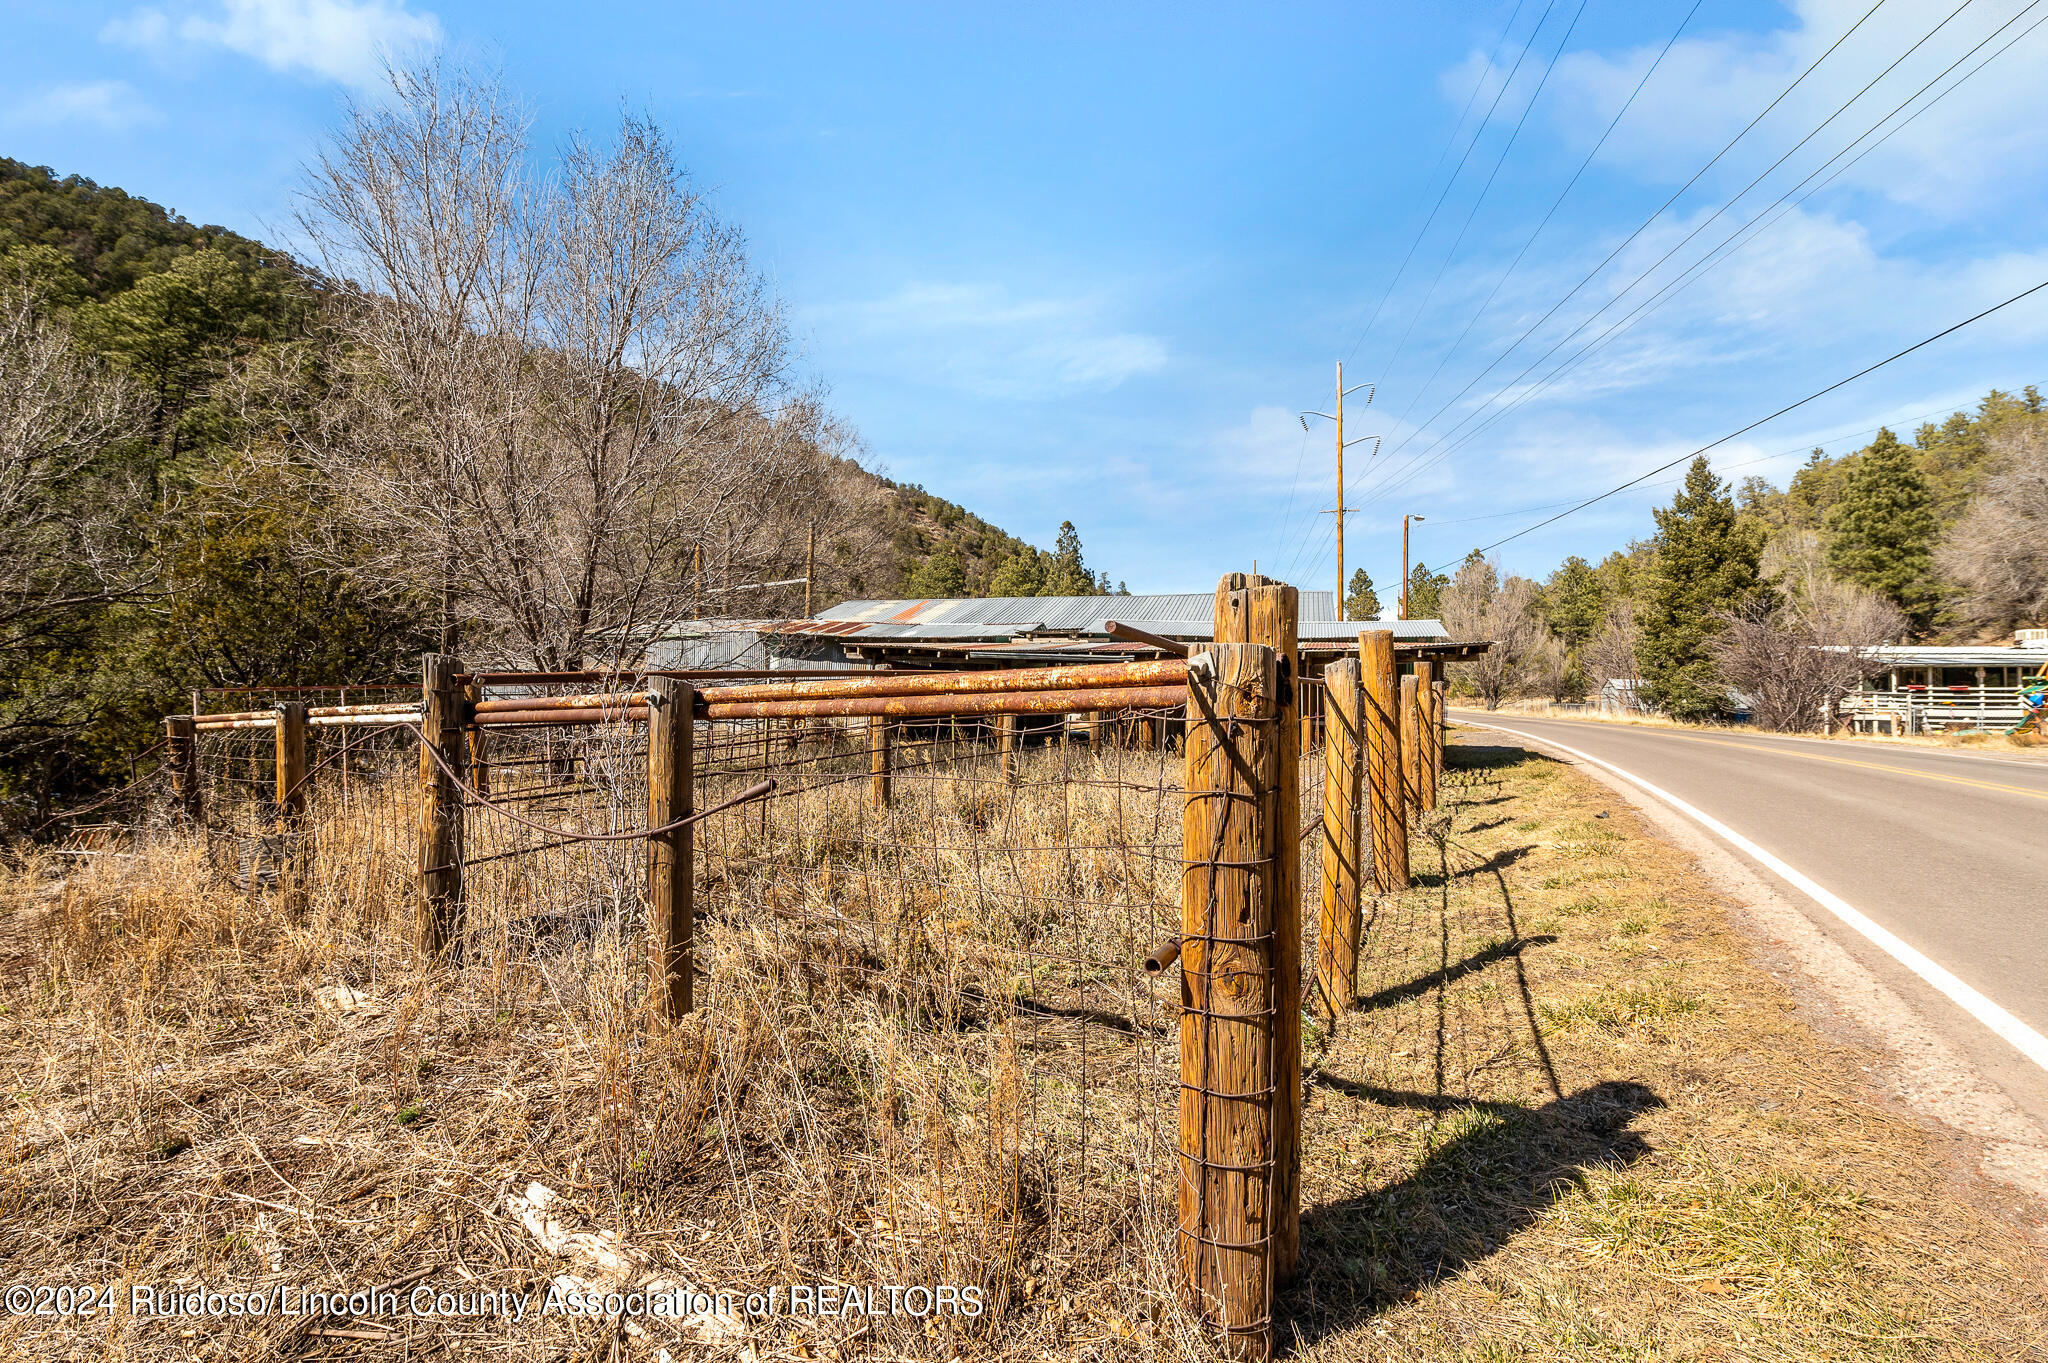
(1824, 427), (1937, 629)
(1542, 555), (1602, 647)
(1345, 568), (1381, 620)
(1405, 562), (1448, 618)
(987, 549), (1047, 597)
(903, 546), (967, 598)
(1639, 457), (1769, 720)
(1043, 521), (1104, 596)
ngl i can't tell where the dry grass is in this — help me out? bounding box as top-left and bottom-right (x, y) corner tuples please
(1285, 736), (2048, 1359)
(3, 724), (2044, 1361)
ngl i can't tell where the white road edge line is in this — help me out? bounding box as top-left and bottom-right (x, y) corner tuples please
(1469, 719), (2048, 1077)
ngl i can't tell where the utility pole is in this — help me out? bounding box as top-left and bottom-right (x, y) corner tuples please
(1400, 514), (1425, 619)
(804, 520), (816, 618)
(1303, 366), (1376, 621)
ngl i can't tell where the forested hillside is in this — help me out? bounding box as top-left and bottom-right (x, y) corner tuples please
(0, 147), (1068, 821)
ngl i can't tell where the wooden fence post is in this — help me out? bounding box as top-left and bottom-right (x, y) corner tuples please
(165, 715), (201, 824)
(869, 718), (892, 809)
(646, 677), (695, 1020)
(1415, 662), (1439, 811)
(1087, 709), (1102, 751)
(417, 653), (466, 955)
(1433, 678), (1448, 784)
(1179, 638), (1282, 1361)
(998, 713), (1019, 783)
(1361, 631), (1409, 893)
(1314, 658), (1363, 1019)
(1212, 573), (1301, 1284)
(275, 702), (308, 823)
(1399, 674), (1422, 812)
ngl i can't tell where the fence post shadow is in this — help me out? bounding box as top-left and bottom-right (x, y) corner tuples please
(1285, 1078), (1664, 1346)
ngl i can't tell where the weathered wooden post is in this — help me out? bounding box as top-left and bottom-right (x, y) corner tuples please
(164, 715), (201, 824)
(869, 718), (892, 809)
(646, 677), (696, 1020)
(1179, 637), (1283, 1361)
(417, 654), (466, 955)
(998, 713), (1019, 783)
(275, 702), (308, 823)
(1139, 716), (1157, 750)
(1415, 662), (1440, 811)
(1211, 573), (1302, 1284)
(1399, 673), (1422, 812)
(1314, 657), (1363, 1018)
(1433, 678), (1448, 783)
(1087, 709), (1102, 751)
(1361, 631), (1409, 892)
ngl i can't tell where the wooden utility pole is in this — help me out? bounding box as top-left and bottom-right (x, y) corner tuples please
(1178, 638), (1283, 1360)
(1400, 514), (1425, 618)
(275, 702), (308, 823)
(1415, 662), (1439, 811)
(804, 520), (817, 618)
(646, 677), (695, 1019)
(164, 715), (201, 824)
(1360, 631), (1409, 892)
(1314, 657), (1363, 1019)
(1211, 574), (1301, 1284)
(869, 718), (892, 809)
(1306, 366), (1374, 622)
(417, 653), (466, 955)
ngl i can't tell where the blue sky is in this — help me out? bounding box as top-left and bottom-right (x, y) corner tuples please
(9, 0), (2048, 602)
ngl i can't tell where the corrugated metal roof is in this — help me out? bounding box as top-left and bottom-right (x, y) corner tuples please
(1863, 645), (2048, 667)
(820, 590), (1340, 627)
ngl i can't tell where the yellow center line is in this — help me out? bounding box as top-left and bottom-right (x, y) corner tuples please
(1507, 719), (2048, 802)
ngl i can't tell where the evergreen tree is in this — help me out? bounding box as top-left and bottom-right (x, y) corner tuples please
(1824, 427), (1938, 629)
(1043, 521), (1105, 596)
(1405, 561), (1448, 618)
(903, 545), (967, 598)
(1639, 457), (1769, 720)
(987, 549), (1047, 597)
(1542, 555), (1603, 647)
(1344, 567), (1381, 620)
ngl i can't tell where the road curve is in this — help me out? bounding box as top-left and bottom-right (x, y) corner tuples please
(1448, 710), (2048, 1121)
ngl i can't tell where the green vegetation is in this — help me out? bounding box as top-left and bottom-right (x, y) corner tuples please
(1344, 567), (1381, 620)
(1638, 458), (1770, 721)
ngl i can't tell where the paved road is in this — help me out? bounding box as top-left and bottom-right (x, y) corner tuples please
(1448, 710), (2048, 1120)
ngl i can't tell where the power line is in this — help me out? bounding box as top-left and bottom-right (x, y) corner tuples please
(1337, 0), (1535, 368)
(1367, 0), (1570, 392)
(1473, 277), (2048, 553)
(1357, 0), (1890, 483)
(1364, 0), (2046, 506)
(1385, 1), (1703, 440)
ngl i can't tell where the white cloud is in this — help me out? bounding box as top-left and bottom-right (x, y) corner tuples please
(4, 80), (160, 131)
(1545, 0), (2048, 214)
(811, 282), (1167, 399)
(103, 0), (441, 89)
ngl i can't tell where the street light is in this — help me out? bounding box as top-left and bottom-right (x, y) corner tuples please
(1400, 514), (1426, 619)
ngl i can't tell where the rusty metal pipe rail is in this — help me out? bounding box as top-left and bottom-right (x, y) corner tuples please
(702, 683), (1182, 722)
(699, 657), (1187, 705)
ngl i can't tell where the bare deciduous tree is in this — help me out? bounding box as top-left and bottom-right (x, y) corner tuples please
(297, 62), (837, 669)
(1584, 601), (1643, 710)
(1711, 545), (1904, 731)
(0, 277), (145, 658)
(1438, 555), (1557, 710)
(1938, 424), (2048, 631)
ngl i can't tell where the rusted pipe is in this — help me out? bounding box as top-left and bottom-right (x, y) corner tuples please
(702, 683), (1184, 722)
(1143, 937), (1182, 974)
(472, 691), (647, 715)
(473, 706), (651, 728)
(1102, 621), (1192, 658)
(699, 658), (1188, 706)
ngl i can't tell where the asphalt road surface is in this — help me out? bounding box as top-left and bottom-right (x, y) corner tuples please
(1448, 710), (2048, 1123)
